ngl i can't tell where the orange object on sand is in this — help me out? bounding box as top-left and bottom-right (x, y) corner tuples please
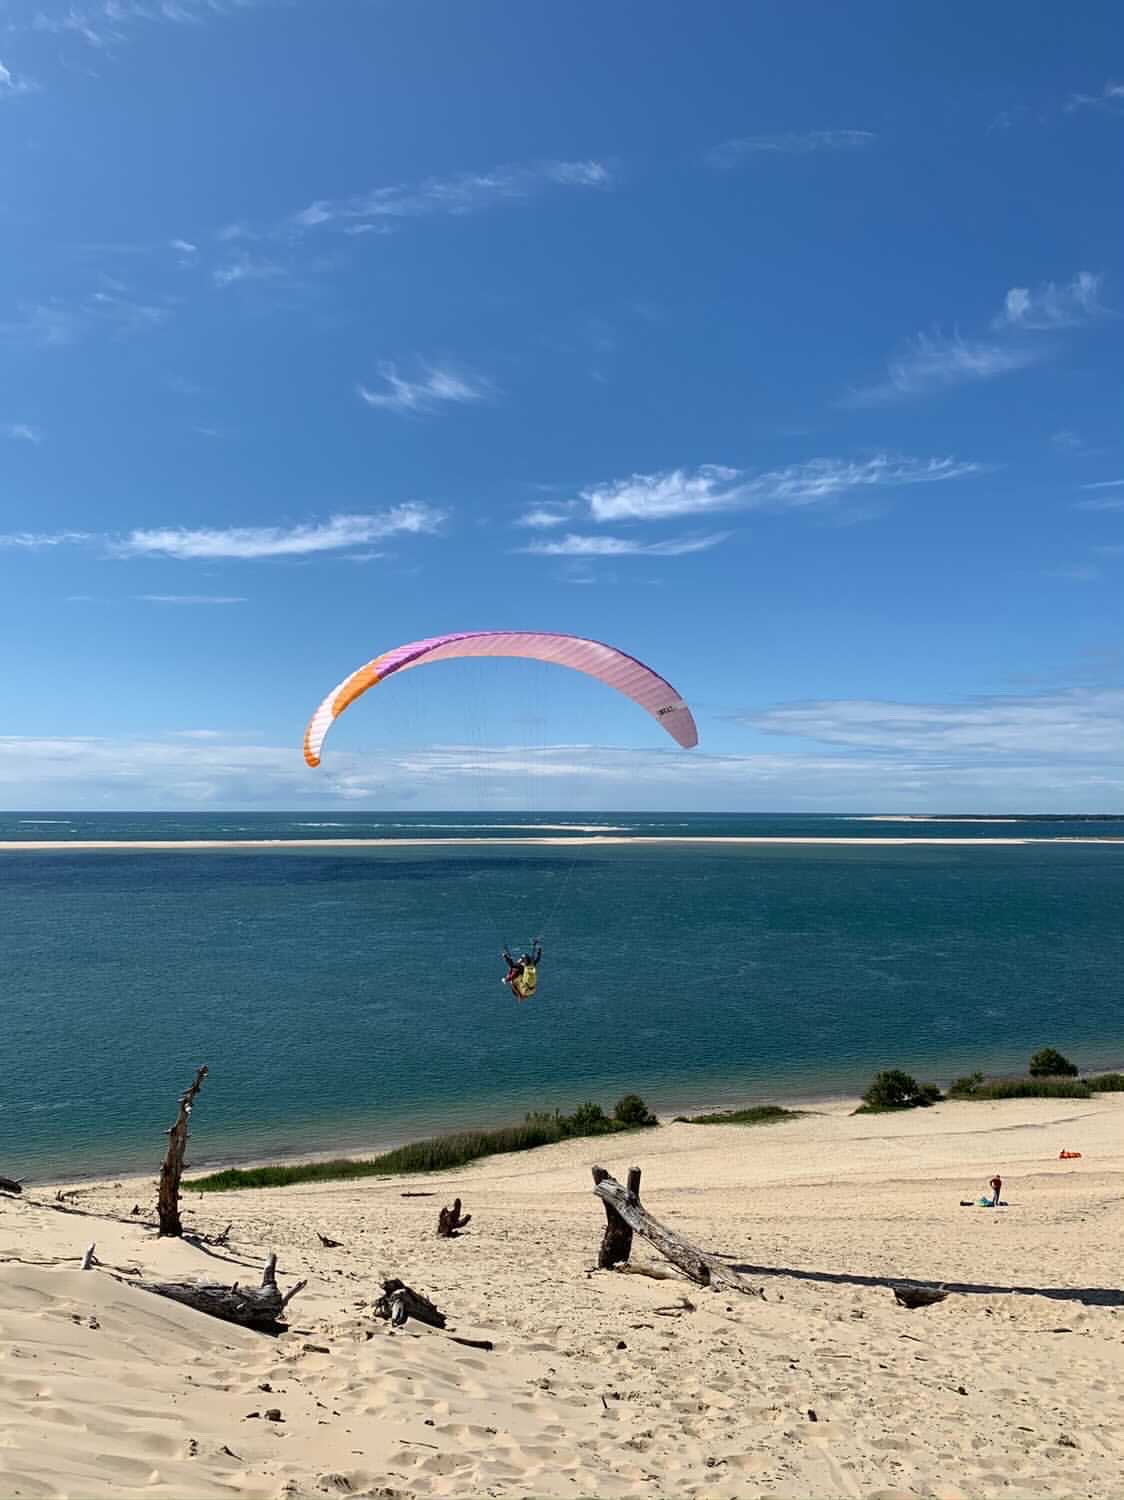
(1058, 1150), (1082, 1160)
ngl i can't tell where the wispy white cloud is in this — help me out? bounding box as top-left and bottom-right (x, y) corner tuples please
(742, 687), (1124, 759)
(0, 529), (91, 548)
(1074, 479), (1124, 511)
(357, 364), (491, 416)
(994, 270), (1107, 330)
(843, 332), (1045, 405)
(516, 505), (576, 529)
(0, 57), (39, 96)
(2, 288), (172, 349)
(521, 531), (729, 557)
(292, 158), (613, 232)
(110, 504), (446, 560)
(578, 456), (979, 524)
(1065, 80), (1124, 113)
(707, 130), (875, 167)
(139, 594), (247, 604)
(2, 302), (77, 348)
(212, 254), (285, 288)
(845, 269), (1109, 403)
(2, 728), (1120, 811)
(169, 238), (197, 254)
(27, 0), (275, 50)
(4, 422), (44, 444)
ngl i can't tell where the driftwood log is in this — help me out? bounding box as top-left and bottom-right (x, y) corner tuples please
(132, 1253), (306, 1329)
(157, 1064), (208, 1238)
(437, 1198), (472, 1237)
(591, 1167), (761, 1296)
(0, 1176), (23, 1196)
(374, 1279), (447, 1328)
(317, 1232), (344, 1249)
(593, 1166), (641, 1268)
(893, 1284), (950, 1310)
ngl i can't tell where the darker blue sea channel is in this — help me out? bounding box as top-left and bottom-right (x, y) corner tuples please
(2, 815), (1123, 1179)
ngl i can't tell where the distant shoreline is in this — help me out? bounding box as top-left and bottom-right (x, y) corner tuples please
(2, 834), (1123, 851)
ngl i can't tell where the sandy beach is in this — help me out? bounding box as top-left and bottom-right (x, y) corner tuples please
(2, 835), (1123, 851)
(3, 1095), (1123, 1498)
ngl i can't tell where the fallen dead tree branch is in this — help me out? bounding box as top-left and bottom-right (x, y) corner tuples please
(127, 1252), (306, 1329)
(591, 1167), (762, 1296)
(0, 1175), (24, 1196)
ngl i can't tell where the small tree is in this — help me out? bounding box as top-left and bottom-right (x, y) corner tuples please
(1029, 1047), (1078, 1078)
(861, 1069), (941, 1112)
(567, 1100), (610, 1135)
(613, 1093), (655, 1127)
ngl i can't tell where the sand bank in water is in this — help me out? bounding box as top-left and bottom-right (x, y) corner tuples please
(2, 834), (1123, 851)
(4, 1094), (1124, 1497)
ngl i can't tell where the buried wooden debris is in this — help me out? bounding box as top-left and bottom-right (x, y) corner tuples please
(893, 1284), (950, 1310)
(590, 1167), (761, 1296)
(437, 1198), (472, 1237)
(80, 1244), (98, 1270)
(374, 1279), (447, 1329)
(448, 1335), (494, 1351)
(0, 1175), (23, 1196)
(129, 1252), (307, 1329)
(317, 1232), (344, 1249)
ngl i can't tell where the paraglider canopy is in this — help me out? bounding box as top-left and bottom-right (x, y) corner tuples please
(303, 629), (697, 766)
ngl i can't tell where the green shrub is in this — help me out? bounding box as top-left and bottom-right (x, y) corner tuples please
(1029, 1047), (1079, 1078)
(674, 1104), (805, 1126)
(189, 1095), (657, 1194)
(856, 1069), (942, 1114)
(948, 1072), (985, 1098)
(1086, 1072), (1124, 1092)
(613, 1094), (656, 1126)
(568, 1100), (611, 1134)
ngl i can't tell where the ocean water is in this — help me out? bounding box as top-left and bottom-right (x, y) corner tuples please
(2, 812), (1123, 1180)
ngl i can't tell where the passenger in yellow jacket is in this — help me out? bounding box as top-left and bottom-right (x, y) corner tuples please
(502, 943), (543, 1001)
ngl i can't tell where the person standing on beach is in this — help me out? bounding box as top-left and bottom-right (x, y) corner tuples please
(989, 1173), (1002, 1207)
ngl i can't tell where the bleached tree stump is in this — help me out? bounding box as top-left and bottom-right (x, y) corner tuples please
(157, 1064), (208, 1238)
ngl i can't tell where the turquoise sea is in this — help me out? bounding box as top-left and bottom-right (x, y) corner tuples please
(2, 811), (1123, 1180)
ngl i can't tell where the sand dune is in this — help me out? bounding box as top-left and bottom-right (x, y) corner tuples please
(4, 1096), (1124, 1497)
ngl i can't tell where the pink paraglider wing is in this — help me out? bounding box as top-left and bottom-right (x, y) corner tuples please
(303, 630), (697, 766)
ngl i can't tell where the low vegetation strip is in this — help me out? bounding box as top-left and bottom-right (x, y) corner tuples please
(673, 1105), (805, 1126)
(188, 1096), (657, 1193)
(948, 1076), (1092, 1101)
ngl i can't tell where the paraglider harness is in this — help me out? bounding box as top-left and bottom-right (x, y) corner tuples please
(503, 942), (542, 1001)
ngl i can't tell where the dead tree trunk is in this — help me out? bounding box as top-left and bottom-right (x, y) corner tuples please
(132, 1253), (307, 1329)
(437, 1198), (472, 1237)
(593, 1166), (641, 1268)
(157, 1064), (207, 1238)
(591, 1167), (760, 1296)
(0, 1176), (23, 1196)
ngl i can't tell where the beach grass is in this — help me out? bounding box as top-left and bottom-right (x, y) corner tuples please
(947, 1076), (1092, 1101)
(1086, 1073), (1124, 1092)
(188, 1098), (657, 1193)
(673, 1105), (806, 1126)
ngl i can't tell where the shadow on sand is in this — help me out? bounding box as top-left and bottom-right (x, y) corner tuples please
(722, 1259), (1124, 1308)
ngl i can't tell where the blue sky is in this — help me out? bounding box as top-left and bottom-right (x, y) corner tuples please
(1, 0), (1121, 811)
